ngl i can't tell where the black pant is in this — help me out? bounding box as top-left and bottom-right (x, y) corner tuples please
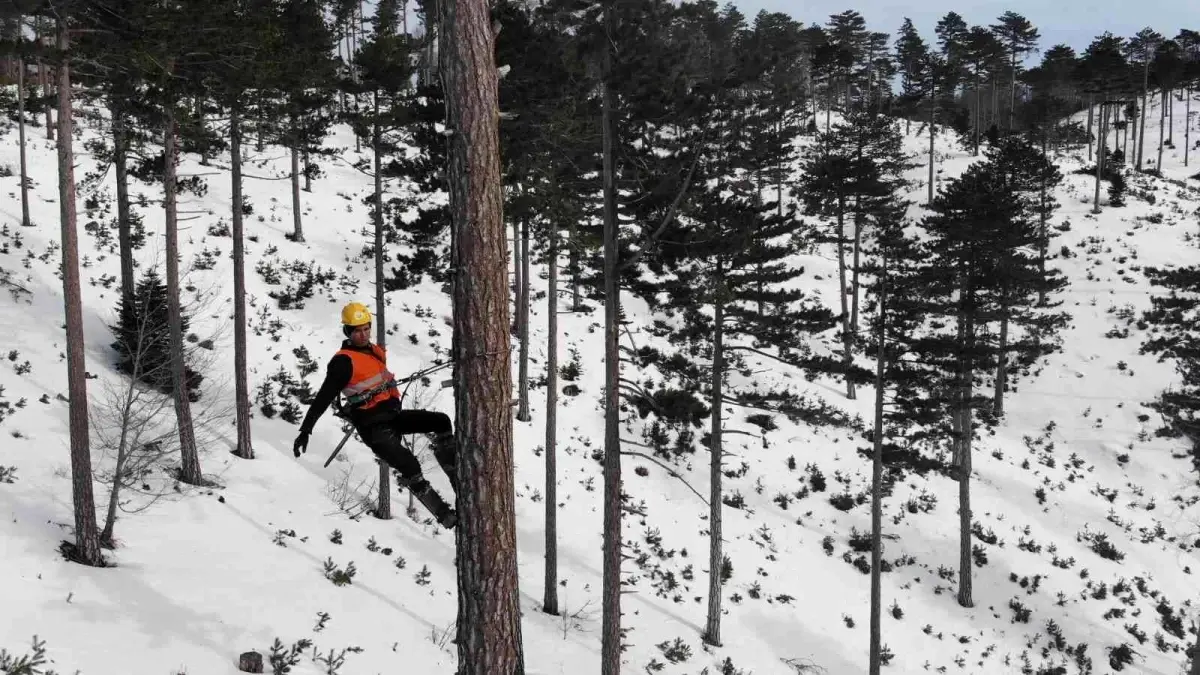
(359, 409), (457, 491)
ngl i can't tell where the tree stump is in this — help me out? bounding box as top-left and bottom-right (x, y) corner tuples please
(238, 651), (263, 673)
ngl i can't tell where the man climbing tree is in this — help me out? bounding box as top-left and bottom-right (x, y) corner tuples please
(292, 301), (459, 529)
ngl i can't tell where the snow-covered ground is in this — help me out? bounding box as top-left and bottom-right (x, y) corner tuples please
(1, 90), (1198, 675)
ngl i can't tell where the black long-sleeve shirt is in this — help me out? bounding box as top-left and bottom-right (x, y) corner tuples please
(299, 351), (353, 435)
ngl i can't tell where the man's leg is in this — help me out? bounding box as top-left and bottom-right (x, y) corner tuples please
(392, 410), (457, 493)
(361, 423), (456, 528)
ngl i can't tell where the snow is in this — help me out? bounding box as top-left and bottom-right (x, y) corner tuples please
(1, 91), (1198, 675)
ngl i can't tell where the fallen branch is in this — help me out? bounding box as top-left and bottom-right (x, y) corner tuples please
(618, 449), (708, 505)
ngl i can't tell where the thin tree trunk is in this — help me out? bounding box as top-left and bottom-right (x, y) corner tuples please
(1137, 76), (1148, 171)
(994, 312), (1008, 417)
(543, 218), (559, 617)
(372, 96), (391, 521)
(112, 97), (133, 299)
(957, 311), (975, 609)
(512, 214), (521, 334)
(1038, 135), (1048, 306)
(973, 72), (981, 156)
(704, 284), (725, 648)
(517, 214), (531, 422)
(1168, 88), (1174, 145)
(850, 210), (862, 336)
(303, 150), (312, 193)
(1093, 103), (1106, 215)
(57, 18), (102, 567)
(1087, 95), (1094, 162)
(441, 0), (525, 668)
(868, 256), (887, 675)
(600, 9), (623, 669)
(101, 377), (137, 545)
(290, 143), (305, 242)
(568, 219), (582, 310)
(17, 47), (31, 228)
(164, 101), (203, 486)
(39, 17), (52, 142)
(928, 78), (936, 205)
(1158, 89), (1166, 172)
(1186, 88), (1192, 168)
(836, 205), (854, 400)
(231, 105), (253, 459)
(1009, 53), (1018, 130)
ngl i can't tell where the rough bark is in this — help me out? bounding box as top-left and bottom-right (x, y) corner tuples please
(17, 40), (31, 228)
(516, 215), (531, 422)
(164, 101), (203, 486)
(56, 17), (103, 567)
(290, 143), (304, 242)
(957, 311), (975, 609)
(543, 219), (559, 616)
(112, 96), (134, 299)
(441, 0), (525, 670)
(869, 257), (887, 675)
(231, 105), (253, 459)
(600, 9), (624, 669)
(703, 287), (725, 647)
(372, 98), (391, 520)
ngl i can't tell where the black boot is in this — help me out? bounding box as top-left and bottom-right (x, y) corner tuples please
(397, 474), (457, 529)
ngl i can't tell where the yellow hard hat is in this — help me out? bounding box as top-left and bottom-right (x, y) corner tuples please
(341, 302), (372, 327)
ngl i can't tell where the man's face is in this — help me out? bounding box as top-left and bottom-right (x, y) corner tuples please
(349, 323), (372, 347)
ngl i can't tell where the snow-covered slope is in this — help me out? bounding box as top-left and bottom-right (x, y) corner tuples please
(1, 91), (1198, 675)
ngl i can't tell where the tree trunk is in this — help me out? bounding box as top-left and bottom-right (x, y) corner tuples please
(1157, 89), (1166, 172)
(928, 77), (937, 205)
(600, 9), (624, 670)
(164, 101), (203, 486)
(56, 18), (103, 567)
(1093, 103), (1106, 215)
(957, 312), (975, 609)
(1009, 53), (1018, 130)
(372, 99), (391, 521)
(568, 219), (582, 311)
(1086, 95), (1094, 163)
(850, 209), (862, 336)
(836, 205), (854, 400)
(1137, 73), (1148, 171)
(704, 285), (725, 648)
(1038, 137), (1048, 306)
(1168, 88), (1174, 145)
(973, 72), (981, 156)
(512, 214), (521, 335)
(993, 312), (1008, 417)
(39, 17), (52, 142)
(441, 0), (525, 669)
(17, 47), (31, 228)
(1186, 87), (1192, 168)
(101, 381), (136, 545)
(516, 215), (531, 422)
(868, 256), (887, 675)
(112, 97), (134, 299)
(231, 105), (253, 459)
(303, 150), (312, 193)
(543, 218), (559, 617)
(290, 143), (305, 242)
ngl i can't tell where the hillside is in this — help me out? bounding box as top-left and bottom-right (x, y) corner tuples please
(1, 91), (1199, 675)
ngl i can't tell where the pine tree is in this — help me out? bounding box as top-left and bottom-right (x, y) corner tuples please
(990, 12), (1040, 130)
(797, 109), (913, 399)
(1129, 28), (1164, 172)
(275, 0), (338, 242)
(893, 18), (928, 133)
(110, 269), (204, 402)
(1141, 265), (1200, 474)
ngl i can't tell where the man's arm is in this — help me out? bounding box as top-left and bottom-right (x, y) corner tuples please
(299, 354), (352, 434)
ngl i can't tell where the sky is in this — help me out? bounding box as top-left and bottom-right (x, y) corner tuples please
(722, 0), (1194, 59)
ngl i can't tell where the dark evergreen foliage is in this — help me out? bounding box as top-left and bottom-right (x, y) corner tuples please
(109, 269), (203, 402)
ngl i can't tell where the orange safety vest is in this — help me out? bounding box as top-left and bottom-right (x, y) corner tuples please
(337, 344), (400, 411)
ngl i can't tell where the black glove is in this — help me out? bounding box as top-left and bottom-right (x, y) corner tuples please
(293, 431), (310, 458)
